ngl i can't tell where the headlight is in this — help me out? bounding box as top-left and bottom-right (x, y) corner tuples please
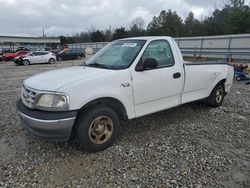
(36, 93), (69, 111)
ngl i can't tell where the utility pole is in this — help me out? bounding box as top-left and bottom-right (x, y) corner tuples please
(109, 25), (112, 41)
(42, 29), (45, 38)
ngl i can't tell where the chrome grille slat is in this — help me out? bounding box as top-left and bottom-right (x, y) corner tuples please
(24, 97), (34, 103)
(22, 86), (37, 109)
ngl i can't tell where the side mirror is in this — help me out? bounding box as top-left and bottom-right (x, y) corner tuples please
(136, 58), (158, 71)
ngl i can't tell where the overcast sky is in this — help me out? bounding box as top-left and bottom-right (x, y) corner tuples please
(0, 0), (250, 37)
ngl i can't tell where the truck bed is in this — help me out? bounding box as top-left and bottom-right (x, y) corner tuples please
(181, 60), (234, 105)
(184, 61), (232, 66)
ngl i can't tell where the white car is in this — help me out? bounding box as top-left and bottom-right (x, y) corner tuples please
(19, 51), (56, 65)
(17, 36), (234, 152)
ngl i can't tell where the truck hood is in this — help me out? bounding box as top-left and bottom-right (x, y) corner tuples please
(23, 66), (112, 91)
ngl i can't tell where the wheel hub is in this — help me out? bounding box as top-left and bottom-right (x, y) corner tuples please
(88, 116), (114, 144)
(94, 123), (105, 134)
(215, 86), (223, 103)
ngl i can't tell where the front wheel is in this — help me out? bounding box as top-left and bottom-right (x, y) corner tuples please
(75, 106), (120, 152)
(206, 82), (225, 107)
(23, 60), (30, 66)
(49, 58), (55, 64)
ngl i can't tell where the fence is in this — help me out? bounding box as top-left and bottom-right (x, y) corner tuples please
(176, 34), (250, 60)
(0, 44), (47, 53)
(68, 33), (250, 60)
(68, 42), (108, 53)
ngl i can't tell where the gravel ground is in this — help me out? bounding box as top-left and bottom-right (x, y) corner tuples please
(0, 60), (249, 188)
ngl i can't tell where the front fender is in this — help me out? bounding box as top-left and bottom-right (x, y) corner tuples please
(58, 69), (136, 119)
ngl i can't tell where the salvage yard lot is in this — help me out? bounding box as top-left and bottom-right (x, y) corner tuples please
(0, 60), (249, 187)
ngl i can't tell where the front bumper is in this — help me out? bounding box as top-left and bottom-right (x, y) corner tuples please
(16, 99), (77, 141)
(14, 58), (24, 64)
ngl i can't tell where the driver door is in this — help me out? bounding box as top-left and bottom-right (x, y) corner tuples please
(130, 40), (183, 117)
(30, 52), (43, 63)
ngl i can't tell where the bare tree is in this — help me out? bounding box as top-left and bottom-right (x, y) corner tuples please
(130, 17), (145, 31)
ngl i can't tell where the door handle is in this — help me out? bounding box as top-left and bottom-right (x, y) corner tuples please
(173, 72), (181, 79)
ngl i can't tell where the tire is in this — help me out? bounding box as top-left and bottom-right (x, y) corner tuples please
(235, 76), (241, 81)
(75, 106), (121, 152)
(77, 56), (81, 60)
(49, 58), (55, 64)
(23, 60), (30, 66)
(206, 82), (225, 107)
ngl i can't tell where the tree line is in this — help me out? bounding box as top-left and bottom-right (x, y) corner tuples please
(59, 0), (250, 44)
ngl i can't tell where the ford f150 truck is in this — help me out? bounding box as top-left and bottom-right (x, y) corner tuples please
(17, 37), (234, 152)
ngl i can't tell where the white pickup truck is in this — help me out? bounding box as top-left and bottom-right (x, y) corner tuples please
(17, 36), (234, 152)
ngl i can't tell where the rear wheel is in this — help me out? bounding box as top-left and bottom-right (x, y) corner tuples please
(23, 60), (30, 66)
(206, 82), (225, 107)
(235, 76), (241, 81)
(49, 58), (55, 64)
(75, 106), (120, 152)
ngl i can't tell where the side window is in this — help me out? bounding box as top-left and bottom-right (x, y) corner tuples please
(65, 50), (70, 54)
(141, 40), (175, 68)
(33, 52), (39, 56)
(41, 52), (48, 55)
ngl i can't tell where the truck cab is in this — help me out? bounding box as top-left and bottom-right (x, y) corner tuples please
(17, 37), (234, 152)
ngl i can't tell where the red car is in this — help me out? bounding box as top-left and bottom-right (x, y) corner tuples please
(2, 50), (30, 61)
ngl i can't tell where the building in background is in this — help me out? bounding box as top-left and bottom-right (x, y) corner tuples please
(0, 36), (60, 53)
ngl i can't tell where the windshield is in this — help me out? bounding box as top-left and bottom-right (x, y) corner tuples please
(58, 49), (68, 54)
(25, 52), (33, 56)
(85, 40), (146, 70)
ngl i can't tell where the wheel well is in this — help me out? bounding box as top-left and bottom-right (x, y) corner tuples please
(219, 79), (226, 88)
(209, 79), (227, 96)
(23, 59), (30, 63)
(78, 97), (128, 120)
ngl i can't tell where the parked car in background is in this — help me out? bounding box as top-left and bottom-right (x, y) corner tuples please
(14, 51), (56, 65)
(56, 49), (85, 61)
(16, 46), (30, 52)
(2, 50), (30, 61)
(36, 47), (52, 52)
(1, 48), (11, 55)
(14, 52), (32, 65)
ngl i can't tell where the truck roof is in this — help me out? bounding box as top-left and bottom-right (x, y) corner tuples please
(119, 36), (173, 41)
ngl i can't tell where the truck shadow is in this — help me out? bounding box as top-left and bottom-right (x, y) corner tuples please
(119, 101), (212, 142)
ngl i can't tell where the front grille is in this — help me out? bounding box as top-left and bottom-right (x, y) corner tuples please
(22, 86), (37, 109)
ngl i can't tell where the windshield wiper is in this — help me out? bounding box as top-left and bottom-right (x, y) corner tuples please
(87, 62), (108, 69)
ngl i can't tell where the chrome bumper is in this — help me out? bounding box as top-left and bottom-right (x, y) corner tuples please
(17, 99), (77, 141)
